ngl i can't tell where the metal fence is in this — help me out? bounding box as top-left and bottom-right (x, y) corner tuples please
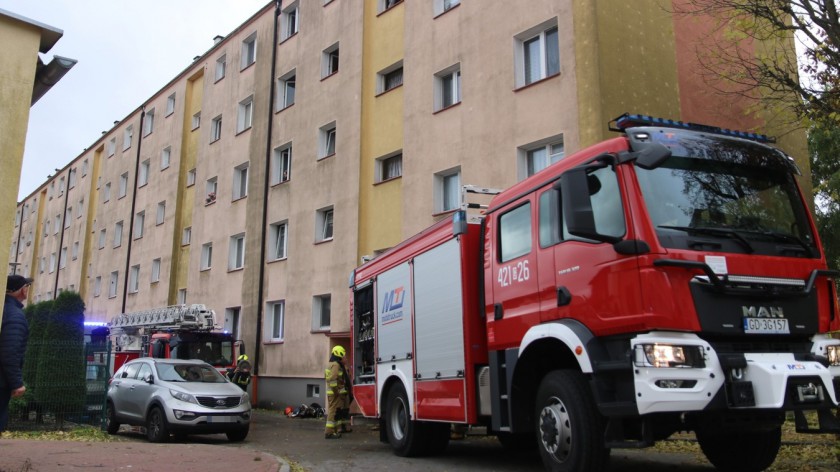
(8, 340), (110, 431)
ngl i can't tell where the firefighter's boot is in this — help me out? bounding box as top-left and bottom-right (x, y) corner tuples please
(325, 432), (342, 439)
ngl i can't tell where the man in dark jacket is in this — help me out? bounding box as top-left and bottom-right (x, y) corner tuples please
(1, 275), (32, 432)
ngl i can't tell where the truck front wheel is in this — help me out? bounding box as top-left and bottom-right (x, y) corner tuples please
(384, 382), (425, 457)
(696, 426), (781, 471)
(535, 370), (609, 472)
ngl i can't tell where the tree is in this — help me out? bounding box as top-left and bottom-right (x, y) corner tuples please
(809, 121), (840, 268)
(673, 0), (839, 127)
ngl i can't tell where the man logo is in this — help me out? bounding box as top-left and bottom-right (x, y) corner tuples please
(383, 287), (405, 312)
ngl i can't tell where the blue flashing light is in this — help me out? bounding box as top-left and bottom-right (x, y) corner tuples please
(610, 113), (775, 143)
(84, 321), (109, 327)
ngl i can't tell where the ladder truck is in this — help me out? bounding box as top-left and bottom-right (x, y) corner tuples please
(108, 304), (243, 374)
(348, 114), (840, 472)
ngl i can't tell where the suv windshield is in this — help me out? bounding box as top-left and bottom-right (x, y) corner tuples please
(156, 363), (227, 383)
(633, 131), (817, 258)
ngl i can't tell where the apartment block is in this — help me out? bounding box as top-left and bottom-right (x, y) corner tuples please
(8, 0), (808, 407)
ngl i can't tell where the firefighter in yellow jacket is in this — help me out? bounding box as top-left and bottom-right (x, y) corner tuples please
(324, 345), (352, 439)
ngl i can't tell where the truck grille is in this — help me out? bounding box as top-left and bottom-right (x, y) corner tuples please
(196, 396), (242, 408)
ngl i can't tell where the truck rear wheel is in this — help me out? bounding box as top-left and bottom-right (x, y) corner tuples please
(535, 370), (609, 472)
(384, 382), (425, 457)
(696, 426), (781, 471)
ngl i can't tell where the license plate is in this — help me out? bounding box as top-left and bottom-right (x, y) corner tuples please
(207, 415), (235, 423)
(743, 317), (789, 334)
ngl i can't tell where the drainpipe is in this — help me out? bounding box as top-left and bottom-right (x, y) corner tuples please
(254, 0), (282, 381)
(121, 107), (145, 313)
(53, 173), (71, 297)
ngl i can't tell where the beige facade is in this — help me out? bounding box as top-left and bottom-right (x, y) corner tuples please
(8, 0), (808, 407)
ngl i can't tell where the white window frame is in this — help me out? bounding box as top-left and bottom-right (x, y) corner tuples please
(315, 206), (334, 242)
(129, 264), (140, 293)
(435, 64), (461, 111)
(98, 229), (106, 250)
(519, 134), (565, 179)
(267, 301), (285, 342)
(82, 159), (89, 176)
(182, 226), (192, 246)
(114, 221), (123, 247)
(280, 2), (299, 41)
(379, 0), (403, 13)
(434, 0), (460, 16)
(378, 61), (404, 94)
(233, 163), (249, 200)
(201, 242), (213, 270)
(241, 33), (257, 69)
(109, 271), (119, 298)
(206, 177), (218, 204)
(104, 182), (111, 202)
(376, 152), (403, 182)
(59, 247), (67, 269)
(119, 173), (129, 199)
(278, 70), (296, 110)
(211, 115), (223, 142)
(156, 201), (166, 225)
(161, 147), (171, 170)
(322, 42), (339, 78)
(272, 143), (292, 185)
(514, 19), (560, 87)
(269, 220), (288, 261)
(311, 294), (331, 331)
(187, 169), (197, 187)
(177, 288), (187, 304)
(94, 276), (102, 297)
(72, 241), (79, 260)
(151, 258), (161, 283)
(166, 93), (176, 116)
(435, 167), (461, 213)
(123, 125), (133, 150)
(237, 96), (254, 133)
(192, 112), (201, 130)
(215, 54), (227, 81)
(107, 137), (116, 157)
(143, 108), (155, 136)
(139, 159), (150, 186)
(319, 122), (337, 158)
(229, 233), (246, 270)
(134, 211), (145, 239)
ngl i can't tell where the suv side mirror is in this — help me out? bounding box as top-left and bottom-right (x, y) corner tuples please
(143, 373), (154, 384)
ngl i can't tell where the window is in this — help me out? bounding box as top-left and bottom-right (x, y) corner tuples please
(72, 241), (80, 260)
(312, 294), (331, 331)
(215, 54), (226, 81)
(177, 288), (187, 304)
(515, 20), (559, 87)
(109, 271), (119, 298)
(237, 96), (253, 133)
(143, 108), (155, 136)
(59, 177), (65, 195)
(94, 276), (102, 297)
(378, 62), (403, 94)
(229, 233), (245, 270)
(539, 189), (562, 247)
(281, 2), (299, 41)
(523, 137), (565, 178)
(435, 64), (461, 110)
(233, 163), (249, 200)
(272, 144), (292, 184)
(107, 137), (116, 157)
(269, 221), (288, 260)
(139, 159), (150, 186)
(201, 242), (213, 270)
(434, 0), (460, 16)
(44, 218), (50, 236)
(322, 43), (339, 77)
(59, 247), (67, 269)
(316, 207), (334, 242)
(134, 211), (145, 239)
(182, 227), (192, 245)
(166, 93), (176, 116)
(68, 168), (77, 189)
(77, 198), (84, 218)
(114, 221), (124, 247)
(54, 214), (61, 234)
(192, 112), (201, 130)
(499, 203), (532, 262)
(39, 257), (45, 274)
(119, 173), (129, 198)
(129, 265), (140, 293)
(319, 122), (336, 158)
(225, 307), (241, 339)
(123, 125), (133, 150)
(187, 168), (196, 187)
(267, 301), (285, 341)
(82, 159), (89, 176)
(435, 168), (461, 212)
(104, 182), (111, 202)
(65, 208), (72, 227)
(278, 70), (295, 109)
(151, 258), (161, 283)
(156, 201), (166, 225)
(206, 177), (218, 204)
(211, 115), (223, 142)
(161, 147), (171, 170)
(241, 33), (257, 69)
(380, 0), (403, 13)
(98, 229), (106, 249)
(376, 153), (403, 182)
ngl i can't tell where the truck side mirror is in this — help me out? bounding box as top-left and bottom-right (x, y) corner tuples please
(557, 167), (620, 244)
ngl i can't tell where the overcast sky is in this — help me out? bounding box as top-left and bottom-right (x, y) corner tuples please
(3, 0), (269, 201)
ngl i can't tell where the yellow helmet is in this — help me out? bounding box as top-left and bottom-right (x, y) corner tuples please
(237, 354), (249, 362)
(331, 345), (346, 358)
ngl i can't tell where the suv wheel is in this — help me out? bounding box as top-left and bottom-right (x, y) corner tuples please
(105, 402), (120, 435)
(146, 407), (170, 443)
(226, 426), (249, 442)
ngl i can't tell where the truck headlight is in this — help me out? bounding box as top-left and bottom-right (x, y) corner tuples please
(170, 389), (197, 404)
(637, 344), (705, 368)
(827, 345), (840, 367)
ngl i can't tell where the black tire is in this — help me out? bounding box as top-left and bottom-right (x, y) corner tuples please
(105, 402), (120, 435)
(696, 426), (781, 471)
(497, 431), (536, 451)
(535, 370), (609, 472)
(226, 426), (249, 442)
(384, 382), (425, 457)
(146, 407), (170, 443)
(423, 422), (450, 455)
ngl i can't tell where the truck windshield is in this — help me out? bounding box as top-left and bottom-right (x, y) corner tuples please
(172, 340), (233, 366)
(634, 134), (817, 258)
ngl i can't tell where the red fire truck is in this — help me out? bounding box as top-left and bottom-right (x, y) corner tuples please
(348, 114), (840, 471)
(108, 304), (243, 375)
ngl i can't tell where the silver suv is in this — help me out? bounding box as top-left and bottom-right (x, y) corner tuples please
(106, 358), (250, 442)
